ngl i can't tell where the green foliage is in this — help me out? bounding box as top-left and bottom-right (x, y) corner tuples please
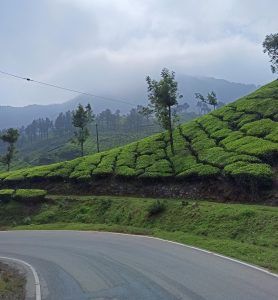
(195, 91), (218, 110)
(236, 113), (260, 127)
(224, 136), (278, 157)
(224, 162), (273, 185)
(143, 68), (182, 154)
(115, 166), (139, 177)
(263, 33), (278, 74)
(241, 119), (278, 139)
(92, 149), (119, 176)
(13, 189), (47, 202)
(177, 164), (220, 178)
(0, 189), (14, 202)
(72, 103), (94, 156)
(147, 200), (166, 217)
(144, 159), (172, 176)
(0, 189), (47, 203)
(0, 128), (19, 171)
(2, 169), (28, 182)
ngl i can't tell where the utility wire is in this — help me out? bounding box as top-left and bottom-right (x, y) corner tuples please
(0, 69), (134, 106)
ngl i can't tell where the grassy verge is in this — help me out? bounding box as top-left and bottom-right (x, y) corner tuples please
(0, 262), (26, 300)
(1, 195), (277, 272)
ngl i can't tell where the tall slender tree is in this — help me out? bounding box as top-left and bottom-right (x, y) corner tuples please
(0, 128), (19, 171)
(142, 68), (182, 154)
(72, 104), (94, 156)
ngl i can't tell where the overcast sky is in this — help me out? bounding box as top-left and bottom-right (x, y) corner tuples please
(0, 0), (277, 107)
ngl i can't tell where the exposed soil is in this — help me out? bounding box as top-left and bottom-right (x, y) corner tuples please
(1, 173), (277, 204)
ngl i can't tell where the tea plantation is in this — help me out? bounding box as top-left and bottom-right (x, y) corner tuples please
(0, 80), (277, 191)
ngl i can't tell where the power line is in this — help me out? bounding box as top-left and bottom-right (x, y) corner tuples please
(0, 69), (134, 107)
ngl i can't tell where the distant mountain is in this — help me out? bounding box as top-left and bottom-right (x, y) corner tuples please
(177, 75), (258, 106)
(0, 76), (258, 129)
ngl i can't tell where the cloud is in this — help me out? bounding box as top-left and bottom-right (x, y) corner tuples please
(0, 0), (277, 106)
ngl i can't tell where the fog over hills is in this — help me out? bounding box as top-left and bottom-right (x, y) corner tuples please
(0, 76), (257, 129)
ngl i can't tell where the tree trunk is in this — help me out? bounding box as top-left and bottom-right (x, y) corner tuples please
(168, 105), (174, 155)
(81, 142), (84, 157)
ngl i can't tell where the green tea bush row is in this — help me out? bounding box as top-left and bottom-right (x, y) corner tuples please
(224, 162), (273, 186)
(224, 136), (278, 157)
(177, 164), (220, 178)
(0, 189), (47, 202)
(241, 119), (277, 138)
(0, 189), (14, 202)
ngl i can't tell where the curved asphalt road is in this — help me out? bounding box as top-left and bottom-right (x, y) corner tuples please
(0, 231), (277, 300)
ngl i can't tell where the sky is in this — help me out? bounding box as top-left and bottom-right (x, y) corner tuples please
(0, 0), (277, 107)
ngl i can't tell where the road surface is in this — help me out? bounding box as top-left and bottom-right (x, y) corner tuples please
(0, 231), (277, 300)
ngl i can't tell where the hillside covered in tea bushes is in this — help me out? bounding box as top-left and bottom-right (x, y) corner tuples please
(0, 80), (277, 202)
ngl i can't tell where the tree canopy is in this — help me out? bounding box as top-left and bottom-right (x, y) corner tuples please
(263, 33), (278, 74)
(72, 104), (94, 156)
(195, 91), (218, 111)
(143, 68), (182, 154)
(0, 128), (19, 171)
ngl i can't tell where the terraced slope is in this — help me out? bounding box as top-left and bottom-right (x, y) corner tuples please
(0, 80), (277, 201)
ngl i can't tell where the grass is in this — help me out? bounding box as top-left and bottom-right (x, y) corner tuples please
(0, 262), (26, 300)
(1, 194), (277, 272)
(0, 80), (277, 192)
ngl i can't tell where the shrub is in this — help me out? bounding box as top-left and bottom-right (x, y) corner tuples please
(224, 162), (273, 184)
(147, 200), (166, 217)
(0, 171), (11, 180)
(92, 150), (120, 176)
(224, 136), (278, 157)
(145, 159), (172, 174)
(177, 164), (220, 178)
(236, 113), (260, 127)
(117, 151), (136, 168)
(241, 119), (277, 138)
(25, 165), (52, 179)
(136, 155), (155, 170)
(33, 210), (56, 224)
(172, 153), (198, 174)
(198, 115), (229, 134)
(3, 169), (28, 182)
(192, 138), (216, 152)
(13, 189), (47, 202)
(137, 135), (165, 155)
(220, 131), (245, 146)
(234, 98), (278, 118)
(0, 189), (14, 203)
(211, 128), (233, 141)
(115, 166), (138, 177)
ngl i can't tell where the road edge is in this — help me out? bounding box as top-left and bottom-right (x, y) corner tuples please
(0, 256), (41, 300)
(81, 230), (278, 279)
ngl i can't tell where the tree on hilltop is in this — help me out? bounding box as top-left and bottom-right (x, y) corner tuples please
(263, 33), (278, 74)
(141, 68), (182, 154)
(195, 91), (218, 111)
(72, 104), (94, 157)
(0, 128), (19, 171)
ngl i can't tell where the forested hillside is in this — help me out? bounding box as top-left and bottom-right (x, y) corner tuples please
(0, 105), (196, 169)
(0, 76), (257, 129)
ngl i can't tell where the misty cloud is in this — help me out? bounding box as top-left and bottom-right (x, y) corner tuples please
(0, 0), (277, 106)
